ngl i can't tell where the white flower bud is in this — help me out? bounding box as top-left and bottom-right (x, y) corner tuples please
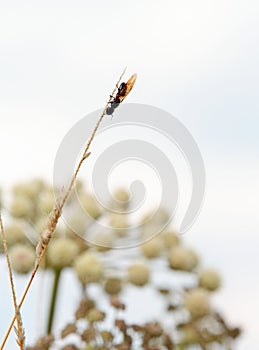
(80, 194), (102, 220)
(184, 288), (211, 319)
(109, 213), (128, 235)
(94, 231), (115, 251)
(38, 190), (55, 214)
(110, 188), (130, 210)
(10, 195), (34, 219)
(10, 244), (35, 274)
(161, 230), (180, 249)
(65, 213), (88, 237)
(199, 268), (221, 291)
(169, 246), (199, 272)
(13, 179), (45, 200)
(35, 216), (49, 233)
(128, 263), (150, 286)
(47, 238), (79, 269)
(141, 237), (163, 259)
(74, 252), (104, 285)
(3, 223), (28, 247)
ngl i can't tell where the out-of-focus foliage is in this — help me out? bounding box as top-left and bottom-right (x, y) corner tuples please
(0, 179), (241, 350)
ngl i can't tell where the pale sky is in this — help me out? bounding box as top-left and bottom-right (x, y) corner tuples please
(0, 1), (259, 349)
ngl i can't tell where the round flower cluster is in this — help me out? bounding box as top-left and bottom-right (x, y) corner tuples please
(0, 222), (28, 252)
(74, 252), (104, 285)
(10, 244), (35, 274)
(111, 188), (130, 210)
(184, 288), (211, 319)
(141, 237), (163, 259)
(128, 263), (150, 286)
(199, 268), (221, 291)
(47, 238), (79, 270)
(169, 246), (199, 272)
(104, 277), (122, 295)
(1, 178), (240, 350)
(80, 194), (102, 220)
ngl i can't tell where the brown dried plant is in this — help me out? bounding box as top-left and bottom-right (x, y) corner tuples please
(0, 216), (25, 350)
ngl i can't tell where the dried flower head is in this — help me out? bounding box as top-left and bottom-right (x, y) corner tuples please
(141, 208), (170, 228)
(169, 246), (199, 272)
(114, 188), (130, 203)
(110, 296), (126, 310)
(184, 288), (211, 319)
(110, 188), (130, 210)
(141, 237), (163, 259)
(75, 298), (95, 320)
(199, 268), (221, 291)
(86, 308), (105, 323)
(115, 319), (127, 333)
(61, 323), (77, 338)
(128, 263), (150, 286)
(81, 326), (96, 342)
(161, 230), (180, 248)
(144, 322), (163, 338)
(181, 325), (200, 344)
(109, 213), (128, 233)
(101, 330), (114, 344)
(105, 277), (122, 295)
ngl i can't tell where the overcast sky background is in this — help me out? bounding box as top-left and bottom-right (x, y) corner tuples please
(0, 1), (259, 349)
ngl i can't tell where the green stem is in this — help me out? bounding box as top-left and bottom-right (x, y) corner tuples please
(47, 269), (61, 334)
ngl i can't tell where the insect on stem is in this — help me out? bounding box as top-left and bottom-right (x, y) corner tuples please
(106, 73), (137, 116)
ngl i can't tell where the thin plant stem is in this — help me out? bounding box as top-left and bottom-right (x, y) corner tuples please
(0, 67), (126, 350)
(0, 215), (25, 350)
(47, 269), (61, 334)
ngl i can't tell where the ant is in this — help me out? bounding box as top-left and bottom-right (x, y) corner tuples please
(106, 74), (137, 116)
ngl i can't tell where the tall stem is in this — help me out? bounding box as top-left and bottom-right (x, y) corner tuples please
(47, 269), (61, 334)
(0, 67), (126, 350)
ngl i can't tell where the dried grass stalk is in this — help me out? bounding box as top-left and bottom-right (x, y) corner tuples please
(0, 215), (25, 350)
(0, 67), (126, 350)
